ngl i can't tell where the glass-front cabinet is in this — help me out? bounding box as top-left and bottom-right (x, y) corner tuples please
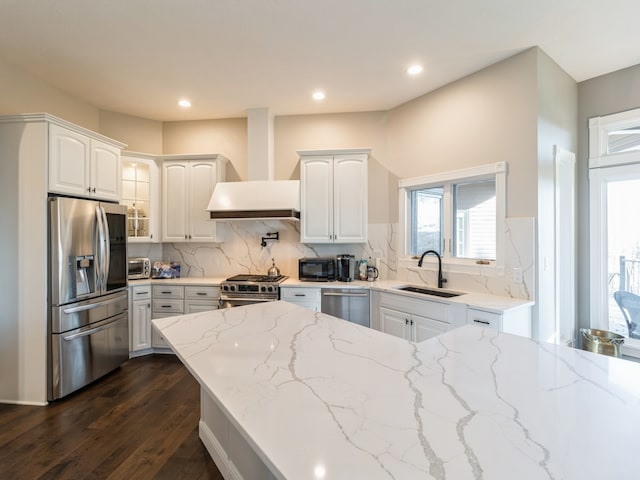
(121, 153), (159, 242)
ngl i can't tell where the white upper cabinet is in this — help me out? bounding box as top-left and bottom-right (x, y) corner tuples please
(49, 123), (123, 201)
(121, 153), (160, 243)
(161, 155), (227, 243)
(299, 148), (369, 244)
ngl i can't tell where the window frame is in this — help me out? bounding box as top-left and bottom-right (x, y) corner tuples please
(398, 162), (507, 271)
(589, 107), (640, 358)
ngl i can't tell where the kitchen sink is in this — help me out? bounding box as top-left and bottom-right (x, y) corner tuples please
(395, 285), (463, 298)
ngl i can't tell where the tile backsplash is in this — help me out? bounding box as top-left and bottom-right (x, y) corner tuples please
(128, 217), (535, 300)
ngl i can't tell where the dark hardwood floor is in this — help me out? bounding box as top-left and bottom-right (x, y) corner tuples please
(0, 355), (223, 480)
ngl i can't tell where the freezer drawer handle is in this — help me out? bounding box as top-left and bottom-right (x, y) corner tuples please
(62, 321), (120, 341)
(63, 296), (126, 314)
(322, 292), (368, 297)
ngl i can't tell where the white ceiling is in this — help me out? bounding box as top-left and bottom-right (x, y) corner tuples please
(1, 0), (639, 121)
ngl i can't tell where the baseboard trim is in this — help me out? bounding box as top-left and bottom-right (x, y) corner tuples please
(199, 420), (244, 480)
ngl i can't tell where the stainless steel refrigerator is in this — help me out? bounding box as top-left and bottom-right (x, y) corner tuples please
(48, 196), (129, 400)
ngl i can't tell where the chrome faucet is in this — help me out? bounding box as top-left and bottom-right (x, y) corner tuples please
(417, 250), (446, 288)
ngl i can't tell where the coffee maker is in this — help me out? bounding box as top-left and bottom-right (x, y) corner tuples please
(336, 254), (355, 282)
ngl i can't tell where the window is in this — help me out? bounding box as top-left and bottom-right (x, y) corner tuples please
(454, 180), (496, 259)
(590, 108), (640, 358)
(410, 187), (443, 255)
(400, 162), (506, 265)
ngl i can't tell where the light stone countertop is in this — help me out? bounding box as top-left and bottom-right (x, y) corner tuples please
(130, 277), (533, 313)
(153, 301), (640, 480)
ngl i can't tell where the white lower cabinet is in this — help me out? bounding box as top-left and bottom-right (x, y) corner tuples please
(185, 286), (220, 313)
(148, 284), (221, 350)
(130, 285), (152, 355)
(467, 307), (532, 337)
(280, 286), (321, 312)
(378, 293), (451, 342)
(380, 307), (450, 342)
(152, 285), (184, 349)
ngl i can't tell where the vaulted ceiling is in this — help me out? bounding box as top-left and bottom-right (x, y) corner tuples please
(1, 0), (639, 121)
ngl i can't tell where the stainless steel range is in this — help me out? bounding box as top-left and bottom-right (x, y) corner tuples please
(219, 274), (288, 308)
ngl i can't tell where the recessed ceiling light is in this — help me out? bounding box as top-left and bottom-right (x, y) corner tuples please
(312, 91), (326, 101)
(407, 64), (423, 75)
(178, 99), (191, 108)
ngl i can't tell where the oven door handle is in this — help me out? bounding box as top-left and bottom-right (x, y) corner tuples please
(220, 297), (275, 303)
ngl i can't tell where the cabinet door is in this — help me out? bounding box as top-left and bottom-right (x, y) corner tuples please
(122, 156), (159, 243)
(184, 300), (218, 314)
(49, 123), (90, 196)
(91, 139), (121, 201)
(380, 306), (409, 340)
(162, 161), (189, 241)
(189, 160), (219, 242)
(412, 314), (450, 343)
(300, 157), (333, 243)
(131, 300), (152, 352)
(333, 154), (367, 243)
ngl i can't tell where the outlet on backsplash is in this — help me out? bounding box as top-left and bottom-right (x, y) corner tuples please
(511, 267), (523, 284)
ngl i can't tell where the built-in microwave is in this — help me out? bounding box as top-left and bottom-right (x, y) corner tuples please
(298, 257), (336, 282)
(128, 257), (151, 280)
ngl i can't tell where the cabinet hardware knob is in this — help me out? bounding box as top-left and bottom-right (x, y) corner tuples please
(405, 318), (409, 325)
(92, 187), (96, 193)
(87, 187), (92, 192)
(189, 234), (192, 239)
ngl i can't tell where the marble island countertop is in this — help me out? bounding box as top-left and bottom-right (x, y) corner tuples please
(153, 301), (640, 480)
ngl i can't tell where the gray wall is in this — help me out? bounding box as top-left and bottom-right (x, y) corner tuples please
(577, 65), (640, 329)
(387, 48), (539, 219)
(535, 49), (578, 342)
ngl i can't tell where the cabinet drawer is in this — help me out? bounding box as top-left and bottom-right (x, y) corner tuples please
(152, 299), (184, 314)
(380, 292), (448, 322)
(132, 285), (151, 300)
(185, 300), (218, 314)
(185, 286), (220, 300)
(467, 308), (500, 330)
(281, 287), (321, 302)
(152, 285), (184, 299)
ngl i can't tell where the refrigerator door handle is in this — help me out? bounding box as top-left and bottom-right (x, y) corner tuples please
(100, 206), (111, 288)
(95, 206), (106, 292)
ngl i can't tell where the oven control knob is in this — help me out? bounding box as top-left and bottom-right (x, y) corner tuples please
(222, 285), (228, 291)
(261, 286), (266, 292)
(267, 286), (273, 292)
(230, 285), (236, 291)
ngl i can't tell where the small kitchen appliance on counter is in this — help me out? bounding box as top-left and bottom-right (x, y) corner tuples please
(128, 257), (151, 279)
(298, 257), (336, 281)
(336, 254), (355, 282)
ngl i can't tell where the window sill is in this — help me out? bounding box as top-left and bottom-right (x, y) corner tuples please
(398, 258), (505, 277)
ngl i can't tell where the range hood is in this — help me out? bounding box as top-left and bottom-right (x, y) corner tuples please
(208, 108), (300, 221)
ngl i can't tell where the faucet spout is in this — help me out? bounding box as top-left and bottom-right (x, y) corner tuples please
(417, 250), (446, 288)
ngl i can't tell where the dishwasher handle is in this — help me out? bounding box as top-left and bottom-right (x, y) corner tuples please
(322, 292), (369, 297)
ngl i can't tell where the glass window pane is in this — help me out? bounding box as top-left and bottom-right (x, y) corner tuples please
(607, 126), (640, 154)
(454, 180), (496, 259)
(607, 178), (640, 339)
(410, 187), (443, 256)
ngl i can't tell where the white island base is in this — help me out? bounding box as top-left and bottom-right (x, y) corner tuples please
(153, 301), (640, 480)
(199, 388), (278, 480)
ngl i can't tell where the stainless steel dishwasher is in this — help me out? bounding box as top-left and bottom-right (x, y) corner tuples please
(321, 288), (370, 327)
